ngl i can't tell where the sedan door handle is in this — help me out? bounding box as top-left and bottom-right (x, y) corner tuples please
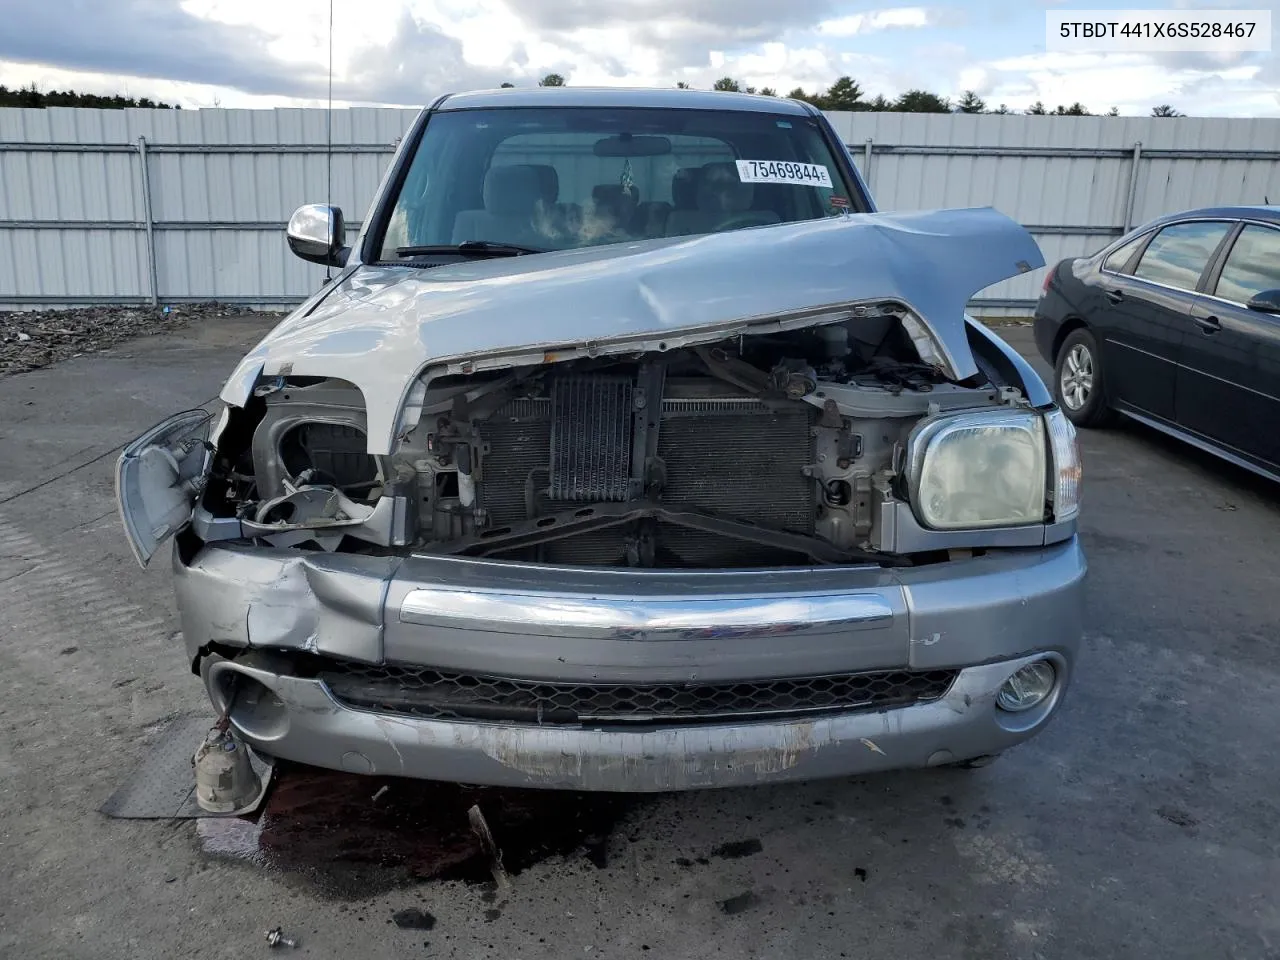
(1193, 314), (1222, 334)
(1105, 289), (1124, 304)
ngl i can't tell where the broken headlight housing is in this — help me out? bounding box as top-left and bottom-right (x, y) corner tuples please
(906, 409), (1047, 530)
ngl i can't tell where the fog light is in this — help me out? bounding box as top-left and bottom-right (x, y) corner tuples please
(996, 660), (1056, 712)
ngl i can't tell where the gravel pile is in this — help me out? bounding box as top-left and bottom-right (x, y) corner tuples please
(0, 302), (255, 377)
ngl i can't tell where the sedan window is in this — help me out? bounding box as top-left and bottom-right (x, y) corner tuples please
(1132, 221), (1232, 292)
(1102, 234), (1145, 273)
(1214, 224), (1280, 304)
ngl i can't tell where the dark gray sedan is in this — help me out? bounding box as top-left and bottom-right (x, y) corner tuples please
(1034, 205), (1280, 480)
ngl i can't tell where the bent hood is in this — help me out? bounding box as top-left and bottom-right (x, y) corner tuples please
(223, 206), (1042, 455)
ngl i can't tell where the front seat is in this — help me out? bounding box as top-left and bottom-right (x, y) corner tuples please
(451, 165), (545, 247)
(665, 161), (780, 236)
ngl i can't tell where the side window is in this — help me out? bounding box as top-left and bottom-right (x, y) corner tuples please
(1132, 221), (1232, 292)
(1103, 234), (1145, 273)
(1214, 224), (1280, 304)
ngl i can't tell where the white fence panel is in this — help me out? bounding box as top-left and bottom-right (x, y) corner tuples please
(2, 106), (1279, 314)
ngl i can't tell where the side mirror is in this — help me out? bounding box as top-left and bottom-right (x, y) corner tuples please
(1245, 289), (1280, 313)
(287, 204), (348, 266)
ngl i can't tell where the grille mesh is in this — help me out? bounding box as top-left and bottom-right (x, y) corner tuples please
(319, 661), (958, 726)
(549, 374), (634, 501)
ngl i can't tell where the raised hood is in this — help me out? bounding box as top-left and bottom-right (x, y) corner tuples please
(223, 207), (1042, 455)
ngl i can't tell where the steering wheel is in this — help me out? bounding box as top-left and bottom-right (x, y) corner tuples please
(714, 212), (775, 232)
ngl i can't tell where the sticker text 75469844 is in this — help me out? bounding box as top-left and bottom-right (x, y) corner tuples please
(735, 159), (833, 188)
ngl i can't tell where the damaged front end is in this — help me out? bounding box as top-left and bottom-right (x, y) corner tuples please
(120, 208), (1069, 574)
(190, 310), (1058, 571)
(114, 207), (1087, 790)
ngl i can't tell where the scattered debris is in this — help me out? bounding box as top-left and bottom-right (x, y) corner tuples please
(195, 767), (640, 897)
(1, 302), (257, 377)
(1157, 805), (1199, 828)
(712, 838), (763, 859)
(391, 908), (437, 931)
(265, 927), (298, 949)
(469, 804), (511, 889)
(719, 891), (759, 915)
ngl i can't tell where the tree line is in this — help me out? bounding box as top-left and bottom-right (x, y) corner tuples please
(3, 74), (1185, 118)
(0, 83), (179, 109)
(535, 73), (1184, 117)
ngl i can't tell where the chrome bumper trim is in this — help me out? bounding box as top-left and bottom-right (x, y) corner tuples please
(399, 586), (895, 641)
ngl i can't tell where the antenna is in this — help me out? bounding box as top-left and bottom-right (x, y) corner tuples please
(325, 0), (335, 282)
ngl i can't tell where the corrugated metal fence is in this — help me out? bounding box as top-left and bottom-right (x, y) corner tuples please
(3, 106), (1280, 314)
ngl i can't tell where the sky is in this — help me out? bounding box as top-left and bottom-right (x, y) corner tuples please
(0, 0), (1277, 116)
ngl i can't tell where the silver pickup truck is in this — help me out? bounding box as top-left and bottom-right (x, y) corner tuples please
(117, 87), (1085, 791)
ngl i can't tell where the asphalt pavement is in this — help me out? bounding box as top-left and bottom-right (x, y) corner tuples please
(1, 316), (1277, 960)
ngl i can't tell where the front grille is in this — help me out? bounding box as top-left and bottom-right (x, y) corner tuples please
(319, 661), (958, 727)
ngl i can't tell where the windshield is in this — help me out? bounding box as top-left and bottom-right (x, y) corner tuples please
(373, 106), (864, 261)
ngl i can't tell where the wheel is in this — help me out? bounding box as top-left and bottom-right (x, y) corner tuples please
(1054, 327), (1114, 427)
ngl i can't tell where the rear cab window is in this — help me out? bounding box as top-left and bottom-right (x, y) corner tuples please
(374, 105), (864, 261)
(1132, 221), (1233, 292)
(1213, 224), (1280, 303)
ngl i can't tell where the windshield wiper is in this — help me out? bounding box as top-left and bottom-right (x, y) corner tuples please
(395, 241), (545, 259)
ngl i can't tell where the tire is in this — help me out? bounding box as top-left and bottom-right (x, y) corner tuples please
(1053, 326), (1115, 427)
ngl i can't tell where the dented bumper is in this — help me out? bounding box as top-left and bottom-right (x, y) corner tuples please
(174, 538), (1085, 791)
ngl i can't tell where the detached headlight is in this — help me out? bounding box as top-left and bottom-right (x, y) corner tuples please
(908, 410), (1047, 529)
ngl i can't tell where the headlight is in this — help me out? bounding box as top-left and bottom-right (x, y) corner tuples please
(1043, 408), (1082, 522)
(908, 410), (1046, 529)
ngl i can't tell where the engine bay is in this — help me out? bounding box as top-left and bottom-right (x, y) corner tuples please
(201, 312), (1012, 568)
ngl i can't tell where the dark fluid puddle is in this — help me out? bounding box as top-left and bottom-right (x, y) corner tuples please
(196, 762), (642, 898)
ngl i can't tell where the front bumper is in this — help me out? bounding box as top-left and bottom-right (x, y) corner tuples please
(174, 537), (1086, 791)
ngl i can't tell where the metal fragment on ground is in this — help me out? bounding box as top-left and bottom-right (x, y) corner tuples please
(265, 926), (297, 948)
(469, 803), (511, 889)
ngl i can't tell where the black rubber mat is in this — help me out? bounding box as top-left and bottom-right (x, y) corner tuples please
(99, 713), (274, 819)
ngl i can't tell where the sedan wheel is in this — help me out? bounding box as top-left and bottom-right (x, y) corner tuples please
(1060, 343), (1094, 411)
(1053, 327), (1114, 427)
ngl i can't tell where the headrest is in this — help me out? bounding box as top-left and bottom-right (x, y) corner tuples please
(671, 167), (701, 209)
(697, 161), (753, 214)
(527, 164), (559, 204)
(483, 165), (541, 217)
(592, 183), (639, 215)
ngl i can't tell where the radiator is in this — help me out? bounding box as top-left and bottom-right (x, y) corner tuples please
(477, 377), (816, 566)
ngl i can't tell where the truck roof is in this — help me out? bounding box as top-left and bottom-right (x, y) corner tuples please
(435, 86), (818, 115)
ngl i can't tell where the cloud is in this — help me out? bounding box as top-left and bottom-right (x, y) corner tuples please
(1, 0), (1276, 115)
(339, 10), (522, 102)
(967, 48), (1280, 116)
(501, 0), (836, 33)
(816, 7), (933, 36)
(0, 0), (322, 98)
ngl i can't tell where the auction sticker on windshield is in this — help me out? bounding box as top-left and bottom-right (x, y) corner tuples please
(736, 160), (833, 188)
